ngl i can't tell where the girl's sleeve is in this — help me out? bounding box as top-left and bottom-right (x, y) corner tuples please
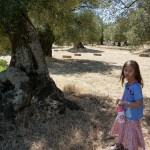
(134, 83), (143, 101)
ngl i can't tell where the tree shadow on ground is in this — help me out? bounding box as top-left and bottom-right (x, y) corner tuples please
(1, 92), (150, 150)
(0, 93), (117, 150)
(46, 58), (124, 75)
(59, 47), (104, 53)
(46, 58), (112, 75)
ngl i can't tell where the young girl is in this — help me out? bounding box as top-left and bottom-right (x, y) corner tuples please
(110, 60), (145, 150)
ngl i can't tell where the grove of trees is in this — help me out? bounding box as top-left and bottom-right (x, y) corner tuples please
(103, 0), (150, 46)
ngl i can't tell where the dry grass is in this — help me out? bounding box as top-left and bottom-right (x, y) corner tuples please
(1, 85), (149, 150)
(0, 90), (117, 150)
(63, 84), (80, 96)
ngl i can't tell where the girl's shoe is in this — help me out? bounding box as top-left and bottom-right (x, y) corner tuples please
(110, 143), (127, 150)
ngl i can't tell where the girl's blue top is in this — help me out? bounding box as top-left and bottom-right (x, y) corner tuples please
(122, 82), (144, 120)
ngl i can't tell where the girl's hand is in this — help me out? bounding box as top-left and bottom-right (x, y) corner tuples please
(118, 100), (125, 106)
(116, 99), (121, 105)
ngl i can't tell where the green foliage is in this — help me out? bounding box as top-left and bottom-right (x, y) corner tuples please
(29, 0), (101, 46)
(0, 0), (28, 52)
(103, 24), (111, 42)
(38, 24), (55, 43)
(112, 18), (128, 42)
(0, 60), (8, 71)
(0, 0), (104, 48)
(0, 26), (11, 52)
(104, 17), (128, 43)
(126, 8), (150, 46)
(56, 10), (102, 46)
(0, 0), (30, 33)
(0, 0), (102, 48)
(0, 34), (11, 52)
(101, 0), (150, 46)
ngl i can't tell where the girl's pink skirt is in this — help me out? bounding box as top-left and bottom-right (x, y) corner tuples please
(110, 117), (145, 150)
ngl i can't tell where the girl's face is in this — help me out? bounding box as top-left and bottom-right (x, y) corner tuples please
(123, 65), (135, 81)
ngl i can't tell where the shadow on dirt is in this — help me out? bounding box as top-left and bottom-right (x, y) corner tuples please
(46, 58), (114, 75)
(62, 47), (105, 54)
(46, 58), (123, 75)
(0, 93), (116, 150)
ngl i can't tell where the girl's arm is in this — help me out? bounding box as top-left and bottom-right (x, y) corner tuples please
(118, 100), (142, 108)
(116, 98), (121, 104)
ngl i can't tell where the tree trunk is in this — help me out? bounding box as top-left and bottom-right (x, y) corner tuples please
(76, 42), (85, 49)
(40, 38), (53, 57)
(38, 25), (55, 57)
(0, 14), (81, 120)
(100, 37), (104, 45)
(123, 41), (128, 46)
(117, 41), (121, 46)
(113, 42), (115, 46)
(100, 27), (104, 45)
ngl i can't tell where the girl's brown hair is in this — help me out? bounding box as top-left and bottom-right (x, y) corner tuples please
(120, 60), (144, 87)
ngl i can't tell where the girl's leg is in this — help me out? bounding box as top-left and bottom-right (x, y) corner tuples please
(119, 120), (145, 150)
(118, 122), (125, 144)
(136, 121), (146, 150)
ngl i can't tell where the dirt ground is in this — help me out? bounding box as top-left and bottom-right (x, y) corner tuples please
(48, 45), (150, 149)
(49, 45), (150, 98)
(0, 45), (150, 150)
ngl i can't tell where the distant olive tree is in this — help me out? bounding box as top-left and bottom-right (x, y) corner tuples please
(126, 8), (150, 46)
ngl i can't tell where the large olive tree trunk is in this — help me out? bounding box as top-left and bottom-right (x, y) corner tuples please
(0, 14), (80, 119)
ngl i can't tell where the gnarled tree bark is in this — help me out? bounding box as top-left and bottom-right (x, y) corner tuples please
(0, 14), (81, 120)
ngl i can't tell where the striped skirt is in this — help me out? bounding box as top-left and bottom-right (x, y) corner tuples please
(110, 117), (145, 150)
